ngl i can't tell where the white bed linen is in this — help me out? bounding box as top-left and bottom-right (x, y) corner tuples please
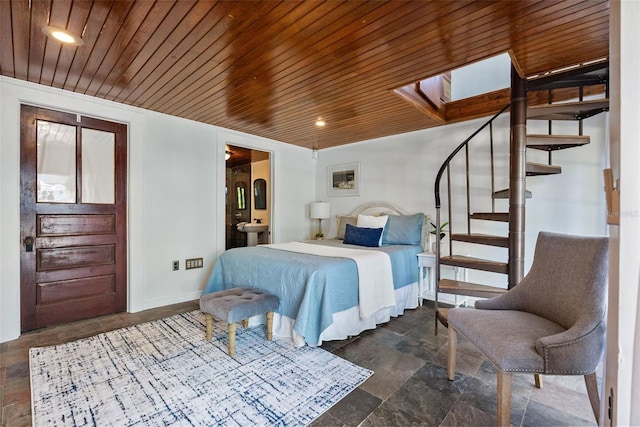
(271, 282), (419, 347)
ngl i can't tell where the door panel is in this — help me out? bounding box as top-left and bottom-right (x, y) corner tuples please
(37, 275), (116, 305)
(20, 105), (127, 331)
(37, 244), (115, 271)
(36, 264), (115, 284)
(38, 214), (116, 235)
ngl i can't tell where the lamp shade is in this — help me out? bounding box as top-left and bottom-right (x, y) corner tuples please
(310, 202), (331, 219)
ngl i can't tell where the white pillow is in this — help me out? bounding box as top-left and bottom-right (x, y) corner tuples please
(357, 214), (388, 246)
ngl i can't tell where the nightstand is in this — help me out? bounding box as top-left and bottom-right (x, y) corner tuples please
(417, 252), (436, 306)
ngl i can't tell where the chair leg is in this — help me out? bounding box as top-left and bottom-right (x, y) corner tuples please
(497, 371), (512, 427)
(242, 319), (249, 328)
(584, 372), (600, 422)
(534, 373), (543, 388)
(266, 311), (274, 341)
(228, 323), (237, 357)
(205, 313), (213, 341)
(447, 326), (457, 380)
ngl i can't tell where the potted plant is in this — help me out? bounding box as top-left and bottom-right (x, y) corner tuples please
(430, 221), (448, 253)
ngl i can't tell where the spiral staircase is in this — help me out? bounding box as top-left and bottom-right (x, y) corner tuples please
(431, 60), (609, 332)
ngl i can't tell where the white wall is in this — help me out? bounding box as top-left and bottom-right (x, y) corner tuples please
(0, 77), (315, 343)
(215, 130), (315, 248)
(315, 108), (607, 288)
(609, 1), (640, 424)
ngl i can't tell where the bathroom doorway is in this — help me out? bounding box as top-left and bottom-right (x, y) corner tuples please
(225, 145), (271, 249)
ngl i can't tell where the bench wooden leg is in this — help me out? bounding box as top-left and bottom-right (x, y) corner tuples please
(266, 311), (274, 341)
(205, 313), (213, 341)
(228, 323), (237, 356)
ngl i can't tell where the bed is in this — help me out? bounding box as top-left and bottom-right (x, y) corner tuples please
(203, 202), (431, 347)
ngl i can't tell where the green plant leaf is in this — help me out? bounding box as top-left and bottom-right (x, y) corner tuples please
(429, 221), (449, 236)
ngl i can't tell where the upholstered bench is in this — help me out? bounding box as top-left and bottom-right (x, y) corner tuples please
(199, 287), (279, 356)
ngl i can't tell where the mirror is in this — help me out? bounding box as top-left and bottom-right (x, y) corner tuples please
(254, 179), (266, 210)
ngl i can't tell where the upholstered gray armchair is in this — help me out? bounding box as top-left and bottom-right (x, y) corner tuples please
(447, 232), (608, 426)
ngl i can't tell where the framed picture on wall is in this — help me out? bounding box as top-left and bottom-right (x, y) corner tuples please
(327, 162), (360, 197)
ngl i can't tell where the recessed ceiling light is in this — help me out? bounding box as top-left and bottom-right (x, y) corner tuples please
(315, 117), (326, 127)
(41, 26), (84, 46)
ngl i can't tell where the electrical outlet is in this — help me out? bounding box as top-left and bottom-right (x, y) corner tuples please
(172, 260), (179, 271)
(185, 257), (204, 270)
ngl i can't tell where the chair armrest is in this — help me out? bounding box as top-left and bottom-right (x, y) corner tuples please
(475, 295), (507, 310)
(474, 291), (521, 310)
(535, 319), (606, 374)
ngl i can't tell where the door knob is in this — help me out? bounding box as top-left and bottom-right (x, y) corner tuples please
(24, 236), (34, 252)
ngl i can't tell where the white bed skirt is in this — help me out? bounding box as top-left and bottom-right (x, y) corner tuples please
(271, 282), (420, 347)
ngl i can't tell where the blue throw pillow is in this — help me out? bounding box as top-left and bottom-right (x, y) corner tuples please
(382, 213), (425, 246)
(343, 224), (383, 247)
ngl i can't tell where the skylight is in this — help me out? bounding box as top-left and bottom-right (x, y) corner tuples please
(449, 53), (511, 101)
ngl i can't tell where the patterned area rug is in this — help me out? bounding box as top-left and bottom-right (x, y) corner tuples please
(30, 311), (372, 426)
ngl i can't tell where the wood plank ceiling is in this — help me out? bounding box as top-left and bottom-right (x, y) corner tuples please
(0, 0), (609, 149)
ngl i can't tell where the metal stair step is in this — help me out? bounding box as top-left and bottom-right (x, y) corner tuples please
(440, 255), (509, 274)
(526, 60), (609, 91)
(526, 162), (562, 176)
(470, 212), (509, 222)
(527, 99), (609, 121)
(450, 233), (509, 248)
(493, 189), (532, 199)
(527, 134), (591, 151)
(438, 278), (507, 298)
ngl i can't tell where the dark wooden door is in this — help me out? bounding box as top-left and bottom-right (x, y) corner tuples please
(20, 105), (127, 331)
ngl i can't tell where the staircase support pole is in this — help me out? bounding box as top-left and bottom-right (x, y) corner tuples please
(509, 65), (526, 289)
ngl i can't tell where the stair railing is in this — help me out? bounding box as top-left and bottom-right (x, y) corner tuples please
(432, 103), (510, 332)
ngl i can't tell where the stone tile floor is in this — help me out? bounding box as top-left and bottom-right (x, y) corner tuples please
(316, 302), (599, 426)
(1, 300), (598, 426)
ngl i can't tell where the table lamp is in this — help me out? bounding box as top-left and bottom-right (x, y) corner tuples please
(310, 202), (331, 239)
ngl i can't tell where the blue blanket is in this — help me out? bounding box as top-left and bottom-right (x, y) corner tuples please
(203, 241), (421, 345)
